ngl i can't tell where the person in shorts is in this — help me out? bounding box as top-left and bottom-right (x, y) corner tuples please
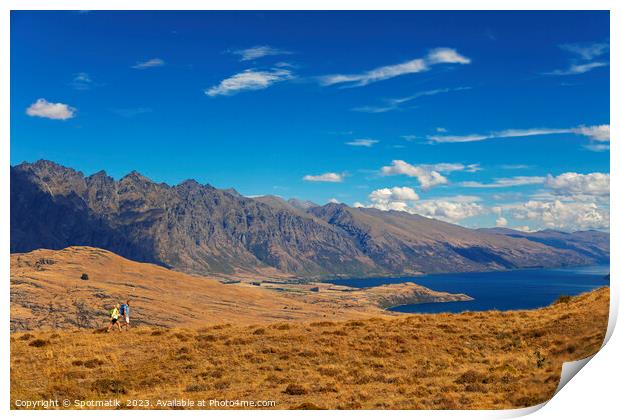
(119, 299), (131, 330)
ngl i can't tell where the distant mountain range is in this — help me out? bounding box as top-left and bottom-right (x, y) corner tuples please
(11, 160), (609, 278)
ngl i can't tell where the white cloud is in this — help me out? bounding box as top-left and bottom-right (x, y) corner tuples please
(506, 200), (609, 231)
(500, 164), (531, 170)
(545, 172), (609, 197)
(381, 160), (448, 190)
(544, 41), (609, 76)
(327, 198), (341, 204)
(365, 187), (419, 212)
(345, 138), (379, 147)
(408, 199), (485, 223)
(426, 47), (472, 65)
(361, 190), (486, 224)
(26, 99), (76, 120)
(131, 58), (165, 69)
(423, 163), (481, 173)
(559, 42), (609, 60)
(352, 86), (471, 113)
(436, 127), (447, 133)
(231, 46), (291, 61)
(206, 68), (294, 97)
(583, 143), (610, 152)
(320, 48), (470, 88)
(572, 124), (610, 141)
(461, 176), (545, 188)
(302, 172), (344, 183)
(370, 186), (419, 203)
(545, 61), (608, 76)
(428, 124), (609, 144)
(495, 217), (508, 227)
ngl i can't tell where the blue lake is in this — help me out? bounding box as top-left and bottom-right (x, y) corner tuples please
(325, 265), (610, 314)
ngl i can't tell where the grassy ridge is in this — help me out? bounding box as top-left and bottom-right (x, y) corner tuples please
(11, 287), (608, 410)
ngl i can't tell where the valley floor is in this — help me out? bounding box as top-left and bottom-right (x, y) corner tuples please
(10, 287), (609, 410)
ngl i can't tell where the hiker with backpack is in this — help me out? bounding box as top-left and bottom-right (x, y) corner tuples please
(119, 299), (131, 330)
(107, 303), (121, 332)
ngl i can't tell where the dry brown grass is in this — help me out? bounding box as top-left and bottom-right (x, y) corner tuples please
(11, 287), (609, 410)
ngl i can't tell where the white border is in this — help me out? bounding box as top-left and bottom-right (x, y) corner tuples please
(2, 2), (616, 419)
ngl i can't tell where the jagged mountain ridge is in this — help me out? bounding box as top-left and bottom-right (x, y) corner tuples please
(11, 160), (609, 278)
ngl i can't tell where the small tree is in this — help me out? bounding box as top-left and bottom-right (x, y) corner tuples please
(80, 273), (89, 281)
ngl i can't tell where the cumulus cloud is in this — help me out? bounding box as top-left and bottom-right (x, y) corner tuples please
(345, 138), (379, 147)
(131, 58), (165, 69)
(26, 99), (76, 120)
(545, 172), (609, 197)
(428, 124), (609, 145)
(407, 199), (486, 223)
(506, 200), (609, 231)
(461, 176), (545, 188)
(320, 48), (470, 88)
(572, 124), (610, 142)
(302, 172), (344, 183)
(231, 45), (292, 61)
(368, 187), (420, 211)
(495, 217), (508, 227)
(206, 68), (294, 97)
(381, 160), (448, 190)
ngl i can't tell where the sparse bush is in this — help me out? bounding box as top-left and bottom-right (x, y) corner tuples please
(29, 339), (49, 348)
(284, 384), (307, 395)
(19, 333), (33, 341)
(554, 295), (571, 305)
(84, 358), (104, 368)
(185, 383), (207, 392)
(80, 273), (89, 281)
(293, 402), (325, 409)
(91, 379), (126, 395)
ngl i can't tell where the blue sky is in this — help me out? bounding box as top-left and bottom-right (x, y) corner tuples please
(10, 11), (610, 231)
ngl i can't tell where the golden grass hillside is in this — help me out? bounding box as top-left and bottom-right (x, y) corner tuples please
(11, 287), (609, 410)
(11, 247), (470, 331)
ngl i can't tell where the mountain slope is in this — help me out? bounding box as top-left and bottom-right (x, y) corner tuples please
(11, 160), (609, 278)
(307, 204), (598, 274)
(10, 246), (473, 331)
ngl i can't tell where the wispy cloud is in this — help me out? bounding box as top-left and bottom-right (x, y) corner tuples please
(131, 58), (165, 69)
(205, 68), (294, 97)
(428, 124), (610, 144)
(26, 98), (76, 120)
(70, 72), (93, 90)
(345, 138), (379, 147)
(545, 41), (609, 76)
(544, 61), (607, 76)
(352, 86), (471, 113)
(559, 41), (609, 60)
(320, 48), (470, 88)
(461, 176), (545, 188)
(230, 45), (292, 61)
(302, 172), (344, 183)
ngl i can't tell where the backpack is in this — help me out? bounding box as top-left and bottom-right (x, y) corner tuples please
(120, 304), (127, 316)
